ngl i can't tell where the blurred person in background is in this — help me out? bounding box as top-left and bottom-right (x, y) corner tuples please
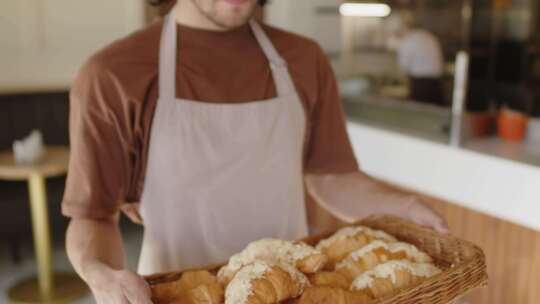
(63, 0), (448, 303)
(387, 11), (445, 106)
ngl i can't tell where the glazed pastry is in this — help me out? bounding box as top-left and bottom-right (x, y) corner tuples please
(351, 260), (441, 299)
(225, 261), (309, 304)
(336, 240), (432, 281)
(151, 270), (223, 304)
(316, 226), (397, 269)
(307, 272), (350, 290)
(294, 286), (372, 304)
(218, 238), (327, 285)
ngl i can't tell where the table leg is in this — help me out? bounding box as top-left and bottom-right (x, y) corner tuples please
(27, 174), (53, 299)
(7, 174), (89, 304)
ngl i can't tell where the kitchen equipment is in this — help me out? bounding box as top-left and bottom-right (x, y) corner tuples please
(339, 78), (371, 100)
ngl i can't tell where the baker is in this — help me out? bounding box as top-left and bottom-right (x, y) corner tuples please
(387, 12), (445, 105)
(63, 0), (448, 303)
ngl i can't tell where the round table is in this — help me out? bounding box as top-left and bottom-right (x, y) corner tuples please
(0, 146), (88, 303)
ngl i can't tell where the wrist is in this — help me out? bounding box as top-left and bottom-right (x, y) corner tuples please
(81, 260), (118, 290)
(377, 195), (418, 218)
(404, 196), (421, 218)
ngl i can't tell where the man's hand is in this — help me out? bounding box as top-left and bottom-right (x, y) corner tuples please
(405, 198), (450, 234)
(66, 217), (152, 304)
(86, 262), (152, 304)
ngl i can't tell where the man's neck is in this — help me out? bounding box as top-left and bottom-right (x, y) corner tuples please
(174, 0), (228, 32)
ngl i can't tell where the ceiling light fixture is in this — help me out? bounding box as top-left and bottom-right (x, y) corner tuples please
(339, 3), (392, 17)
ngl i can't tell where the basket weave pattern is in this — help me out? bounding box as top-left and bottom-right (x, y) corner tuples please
(146, 215), (488, 304)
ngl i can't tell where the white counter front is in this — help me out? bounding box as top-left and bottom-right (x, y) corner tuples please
(347, 121), (540, 232)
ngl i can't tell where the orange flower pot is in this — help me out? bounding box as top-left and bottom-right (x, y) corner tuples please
(465, 112), (495, 137)
(497, 108), (528, 142)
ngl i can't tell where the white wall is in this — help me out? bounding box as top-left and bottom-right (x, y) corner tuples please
(0, 0), (146, 93)
(264, 0), (401, 79)
(265, 0), (342, 53)
(348, 122), (540, 232)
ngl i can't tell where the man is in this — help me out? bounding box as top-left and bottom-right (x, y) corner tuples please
(63, 0), (448, 303)
(387, 12), (445, 105)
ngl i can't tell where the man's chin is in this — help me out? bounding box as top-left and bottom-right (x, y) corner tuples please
(211, 14), (252, 29)
(213, 1), (257, 28)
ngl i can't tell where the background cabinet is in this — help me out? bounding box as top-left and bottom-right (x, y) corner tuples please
(0, 0), (146, 94)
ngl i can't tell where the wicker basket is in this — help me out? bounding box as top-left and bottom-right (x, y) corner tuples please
(145, 215), (488, 304)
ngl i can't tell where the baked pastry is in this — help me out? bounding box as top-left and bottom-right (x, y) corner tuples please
(351, 260), (441, 299)
(316, 226), (397, 269)
(307, 272), (350, 290)
(336, 240), (432, 281)
(225, 261), (309, 304)
(218, 238), (327, 285)
(169, 284), (224, 304)
(151, 270), (223, 304)
(294, 286), (372, 304)
(153, 229), (441, 303)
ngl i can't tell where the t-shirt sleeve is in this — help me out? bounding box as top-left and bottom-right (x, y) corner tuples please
(304, 45), (359, 174)
(62, 57), (131, 219)
(398, 37), (414, 73)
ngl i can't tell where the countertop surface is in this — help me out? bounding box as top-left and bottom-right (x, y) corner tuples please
(345, 119), (540, 232)
(343, 97), (540, 167)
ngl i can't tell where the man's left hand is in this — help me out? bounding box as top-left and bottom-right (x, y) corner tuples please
(405, 198), (450, 234)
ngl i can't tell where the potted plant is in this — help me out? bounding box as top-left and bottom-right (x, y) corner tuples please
(497, 106), (529, 142)
(464, 80), (495, 138)
(495, 85), (530, 142)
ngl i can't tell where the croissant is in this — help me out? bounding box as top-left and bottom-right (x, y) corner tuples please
(151, 270), (224, 304)
(336, 240), (433, 281)
(294, 287), (372, 304)
(307, 272), (350, 290)
(218, 238), (327, 285)
(351, 260), (441, 299)
(169, 284), (224, 304)
(225, 261), (309, 304)
(316, 226), (397, 269)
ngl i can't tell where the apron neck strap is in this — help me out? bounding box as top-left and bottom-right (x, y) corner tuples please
(248, 19), (295, 97)
(159, 12), (295, 99)
(159, 12), (179, 100)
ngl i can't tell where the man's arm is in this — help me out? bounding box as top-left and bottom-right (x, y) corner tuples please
(302, 42), (447, 233)
(305, 172), (449, 233)
(66, 216), (152, 304)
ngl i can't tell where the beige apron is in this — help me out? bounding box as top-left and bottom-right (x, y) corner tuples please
(137, 12), (308, 275)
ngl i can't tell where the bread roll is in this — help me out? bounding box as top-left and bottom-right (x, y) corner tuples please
(316, 226), (397, 269)
(294, 286), (372, 304)
(336, 240), (432, 281)
(308, 272), (350, 290)
(151, 270), (223, 304)
(218, 238), (326, 286)
(225, 261), (309, 304)
(351, 260), (441, 299)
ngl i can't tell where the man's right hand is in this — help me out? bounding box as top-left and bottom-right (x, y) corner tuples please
(65, 217), (152, 304)
(87, 263), (153, 304)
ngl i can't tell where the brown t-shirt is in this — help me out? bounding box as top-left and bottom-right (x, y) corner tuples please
(62, 20), (359, 219)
